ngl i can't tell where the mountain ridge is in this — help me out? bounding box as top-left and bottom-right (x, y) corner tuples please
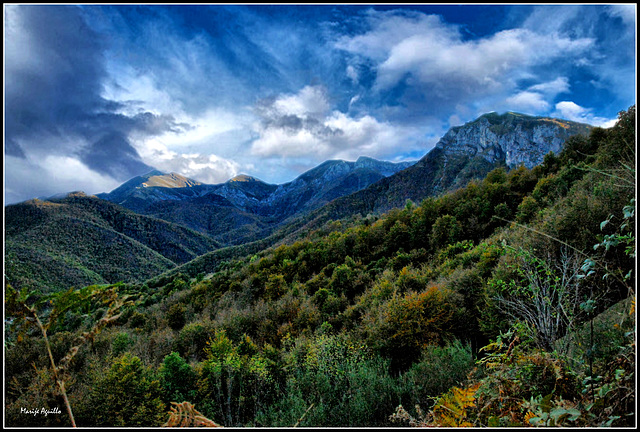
(96, 156), (415, 242)
(142, 111), (596, 282)
(5, 110), (596, 292)
(4, 193), (221, 292)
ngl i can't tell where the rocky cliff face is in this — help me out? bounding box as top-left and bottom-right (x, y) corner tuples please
(435, 112), (592, 169)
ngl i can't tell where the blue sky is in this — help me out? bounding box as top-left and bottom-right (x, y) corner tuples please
(4, 4), (636, 204)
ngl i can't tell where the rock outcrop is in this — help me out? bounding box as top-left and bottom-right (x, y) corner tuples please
(436, 112), (592, 169)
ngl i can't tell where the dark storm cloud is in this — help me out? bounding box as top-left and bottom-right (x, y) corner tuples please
(4, 5), (186, 181)
(5, 5), (107, 152)
(81, 132), (151, 179)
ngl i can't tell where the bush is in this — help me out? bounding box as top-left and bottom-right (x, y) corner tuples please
(401, 340), (475, 407)
(374, 284), (461, 371)
(258, 334), (400, 427)
(196, 329), (277, 427)
(86, 353), (166, 427)
(167, 303), (187, 331)
(111, 331), (132, 357)
(174, 321), (213, 362)
(160, 352), (197, 403)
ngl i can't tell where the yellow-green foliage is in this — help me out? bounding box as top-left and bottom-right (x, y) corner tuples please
(87, 353), (166, 427)
(431, 384), (481, 427)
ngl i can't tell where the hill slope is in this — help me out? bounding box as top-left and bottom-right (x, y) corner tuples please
(4, 192), (220, 292)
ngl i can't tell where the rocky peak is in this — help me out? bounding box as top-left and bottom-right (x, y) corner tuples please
(228, 174), (263, 183)
(436, 112), (591, 169)
(141, 172), (202, 188)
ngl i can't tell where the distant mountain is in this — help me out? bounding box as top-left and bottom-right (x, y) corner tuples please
(97, 157), (414, 244)
(96, 171), (216, 212)
(260, 157), (414, 217)
(4, 192), (220, 293)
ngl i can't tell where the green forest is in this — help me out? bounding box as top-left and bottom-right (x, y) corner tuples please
(5, 106), (635, 428)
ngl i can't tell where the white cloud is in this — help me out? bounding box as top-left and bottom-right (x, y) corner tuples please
(553, 101), (618, 127)
(271, 85), (331, 119)
(528, 77), (570, 96)
(324, 111), (410, 160)
(102, 70), (182, 118)
(148, 108), (251, 150)
(505, 91), (550, 113)
(251, 127), (328, 158)
(334, 9), (597, 124)
(335, 11), (456, 63)
(250, 85), (420, 162)
(346, 65), (359, 84)
(502, 77), (571, 114)
(119, 93), (254, 184)
(134, 138), (241, 184)
(5, 154), (121, 203)
(337, 10), (593, 100)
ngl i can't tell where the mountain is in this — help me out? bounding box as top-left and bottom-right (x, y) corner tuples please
(260, 157), (414, 217)
(435, 112), (592, 169)
(97, 157), (414, 244)
(96, 171), (216, 212)
(150, 112), (594, 283)
(296, 112), (593, 220)
(4, 192), (220, 293)
(5, 111), (593, 292)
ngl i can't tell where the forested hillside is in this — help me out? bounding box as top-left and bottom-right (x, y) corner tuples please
(4, 193), (220, 293)
(5, 106), (635, 428)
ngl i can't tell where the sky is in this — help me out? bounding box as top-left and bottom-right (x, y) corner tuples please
(4, 4), (636, 204)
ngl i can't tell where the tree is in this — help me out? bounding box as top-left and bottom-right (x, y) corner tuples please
(167, 303), (187, 331)
(492, 246), (585, 353)
(196, 329), (275, 426)
(430, 215), (463, 250)
(160, 352), (197, 403)
(89, 353), (166, 426)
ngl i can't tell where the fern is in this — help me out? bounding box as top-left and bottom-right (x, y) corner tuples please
(163, 402), (222, 427)
(431, 384), (480, 427)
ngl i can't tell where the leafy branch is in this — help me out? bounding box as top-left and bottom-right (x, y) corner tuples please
(5, 283), (134, 427)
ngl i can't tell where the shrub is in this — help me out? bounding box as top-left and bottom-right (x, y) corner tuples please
(86, 353), (166, 427)
(160, 352), (197, 403)
(111, 331), (132, 357)
(374, 284), (461, 371)
(259, 334), (400, 427)
(401, 340), (475, 407)
(196, 329), (277, 427)
(167, 303), (187, 331)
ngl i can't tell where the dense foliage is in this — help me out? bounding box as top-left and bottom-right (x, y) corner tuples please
(4, 106), (635, 427)
(4, 194), (220, 293)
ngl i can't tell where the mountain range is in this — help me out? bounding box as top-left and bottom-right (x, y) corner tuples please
(4, 111), (592, 292)
(96, 156), (414, 245)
